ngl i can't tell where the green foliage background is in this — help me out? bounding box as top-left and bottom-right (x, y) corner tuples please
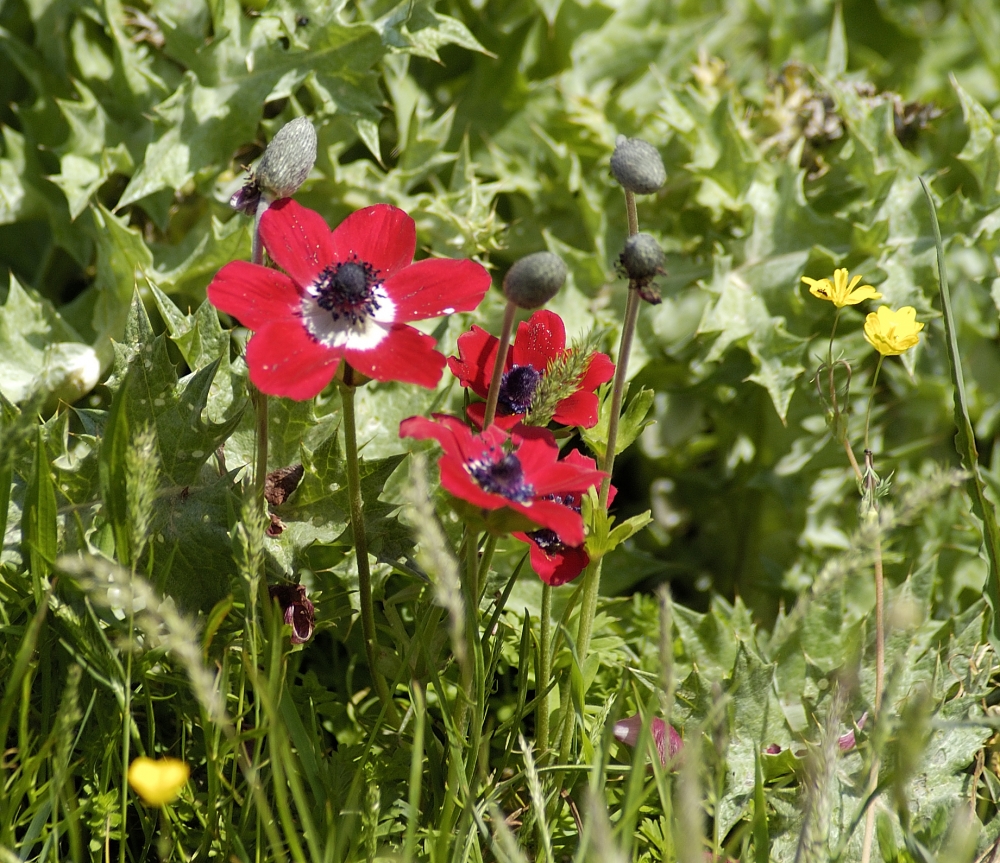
(6, 0), (1000, 859)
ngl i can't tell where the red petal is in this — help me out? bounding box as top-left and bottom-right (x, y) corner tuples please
(465, 403), (521, 430)
(260, 199), (336, 288)
(329, 204), (415, 279)
(526, 540), (589, 586)
(383, 258), (491, 322)
(345, 325), (444, 388)
(448, 325), (500, 397)
(207, 261), (300, 330)
(512, 499), (585, 545)
(552, 391), (600, 428)
(513, 434), (606, 497)
(246, 320), (340, 400)
(511, 309), (565, 369)
(579, 352), (615, 389)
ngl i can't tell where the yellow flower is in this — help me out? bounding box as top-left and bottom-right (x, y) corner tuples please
(128, 756), (190, 806)
(801, 268), (882, 308)
(863, 306), (924, 356)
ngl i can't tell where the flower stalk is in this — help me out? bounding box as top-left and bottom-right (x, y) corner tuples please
(341, 369), (398, 723)
(482, 300), (518, 428)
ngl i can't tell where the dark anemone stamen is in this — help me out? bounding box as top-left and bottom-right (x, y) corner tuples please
(527, 527), (565, 554)
(497, 365), (543, 416)
(314, 258), (381, 325)
(467, 451), (535, 503)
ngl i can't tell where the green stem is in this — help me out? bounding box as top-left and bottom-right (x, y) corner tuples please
(251, 200), (269, 267)
(250, 200), (270, 517)
(464, 533), (486, 786)
(341, 372), (398, 723)
(864, 355), (885, 453)
(477, 534), (498, 602)
(558, 189), (642, 765)
(482, 301), (518, 428)
(536, 582), (552, 754)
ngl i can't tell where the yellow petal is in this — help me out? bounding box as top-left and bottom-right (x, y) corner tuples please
(128, 757), (190, 806)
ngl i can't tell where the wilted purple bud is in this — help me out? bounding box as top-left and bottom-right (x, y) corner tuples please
(765, 743), (782, 754)
(230, 174), (262, 215)
(613, 713), (682, 766)
(268, 583), (315, 644)
(839, 712), (868, 752)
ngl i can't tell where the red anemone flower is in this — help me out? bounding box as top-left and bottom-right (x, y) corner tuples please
(448, 310), (614, 429)
(511, 450), (615, 586)
(207, 200), (491, 400)
(399, 415), (605, 544)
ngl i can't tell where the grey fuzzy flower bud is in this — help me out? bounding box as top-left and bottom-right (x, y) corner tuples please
(610, 135), (666, 194)
(619, 233), (665, 305)
(256, 117), (317, 201)
(620, 233), (664, 282)
(502, 252), (567, 309)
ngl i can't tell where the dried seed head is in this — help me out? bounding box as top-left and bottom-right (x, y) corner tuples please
(610, 136), (666, 194)
(502, 252), (567, 309)
(256, 117), (317, 201)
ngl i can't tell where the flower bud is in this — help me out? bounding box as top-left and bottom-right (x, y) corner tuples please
(502, 252), (567, 309)
(619, 233), (664, 282)
(256, 117), (317, 201)
(610, 135), (665, 194)
(618, 233), (665, 304)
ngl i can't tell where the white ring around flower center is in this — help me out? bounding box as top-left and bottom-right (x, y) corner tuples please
(299, 283), (395, 350)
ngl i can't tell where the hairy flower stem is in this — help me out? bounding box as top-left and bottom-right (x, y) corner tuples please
(341, 371), (398, 724)
(536, 583), (553, 753)
(577, 192), (640, 658)
(558, 190), (641, 764)
(482, 301), (518, 428)
(250, 202), (270, 510)
(823, 309), (862, 483)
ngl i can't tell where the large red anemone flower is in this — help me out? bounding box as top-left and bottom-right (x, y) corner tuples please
(207, 200), (491, 400)
(399, 415), (605, 545)
(448, 310), (614, 429)
(511, 450), (616, 586)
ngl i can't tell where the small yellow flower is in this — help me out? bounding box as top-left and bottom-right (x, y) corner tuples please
(802, 268), (882, 308)
(128, 756), (190, 806)
(863, 306), (924, 356)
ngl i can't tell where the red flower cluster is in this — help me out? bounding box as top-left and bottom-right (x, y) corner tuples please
(511, 449), (615, 585)
(208, 200), (491, 399)
(448, 310), (614, 429)
(399, 415), (605, 547)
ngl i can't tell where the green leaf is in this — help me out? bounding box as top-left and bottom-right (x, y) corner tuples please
(109, 293), (246, 486)
(697, 257), (806, 422)
(24, 428), (58, 591)
(0, 276), (97, 406)
(921, 177), (1000, 643)
(375, 0), (491, 63)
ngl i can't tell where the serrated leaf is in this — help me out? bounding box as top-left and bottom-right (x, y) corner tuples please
(0, 276), (95, 405)
(698, 259), (805, 421)
(109, 294), (246, 486)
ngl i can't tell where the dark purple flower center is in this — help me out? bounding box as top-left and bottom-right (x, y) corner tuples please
(314, 259), (380, 325)
(527, 527), (565, 554)
(497, 365), (542, 416)
(527, 492), (581, 554)
(467, 452), (534, 503)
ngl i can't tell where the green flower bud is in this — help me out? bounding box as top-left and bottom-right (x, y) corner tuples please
(256, 117), (317, 201)
(610, 135), (665, 194)
(502, 252), (568, 309)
